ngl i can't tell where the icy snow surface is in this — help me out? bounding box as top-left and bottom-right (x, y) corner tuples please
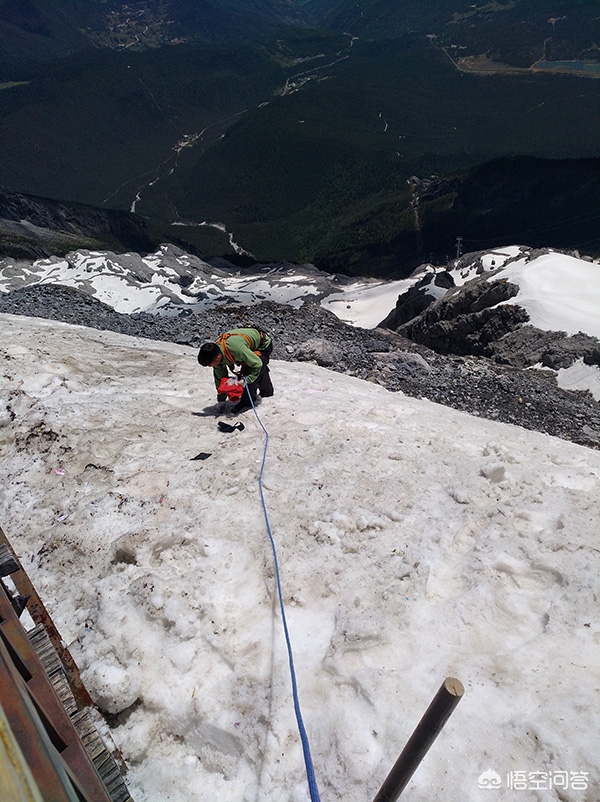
(494, 252), (600, 339)
(319, 278), (414, 328)
(1, 313), (599, 801)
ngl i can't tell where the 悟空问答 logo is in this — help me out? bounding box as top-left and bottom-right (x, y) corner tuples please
(478, 768), (502, 789)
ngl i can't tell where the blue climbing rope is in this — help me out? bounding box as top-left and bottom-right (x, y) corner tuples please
(246, 384), (322, 802)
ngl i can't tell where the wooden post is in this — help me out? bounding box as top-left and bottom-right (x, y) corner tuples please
(372, 677), (464, 802)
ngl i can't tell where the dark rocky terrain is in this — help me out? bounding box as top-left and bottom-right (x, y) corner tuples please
(2, 283), (599, 450)
(382, 254), (600, 371)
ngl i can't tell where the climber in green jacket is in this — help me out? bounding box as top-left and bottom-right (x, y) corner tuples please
(197, 327), (274, 414)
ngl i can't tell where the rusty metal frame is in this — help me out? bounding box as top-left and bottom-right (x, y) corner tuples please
(0, 525), (93, 710)
(0, 580), (114, 802)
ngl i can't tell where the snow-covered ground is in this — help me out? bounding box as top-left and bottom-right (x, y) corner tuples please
(494, 252), (600, 339)
(1, 313), (599, 802)
(319, 277), (415, 328)
(450, 245), (524, 283)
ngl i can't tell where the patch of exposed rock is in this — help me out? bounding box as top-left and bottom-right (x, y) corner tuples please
(379, 269), (455, 328)
(382, 266), (600, 374)
(490, 327), (600, 369)
(391, 277), (526, 354)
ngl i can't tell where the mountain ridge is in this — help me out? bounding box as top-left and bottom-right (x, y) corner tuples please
(0, 184), (179, 258)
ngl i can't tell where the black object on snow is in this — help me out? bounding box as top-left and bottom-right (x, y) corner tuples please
(218, 421), (245, 433)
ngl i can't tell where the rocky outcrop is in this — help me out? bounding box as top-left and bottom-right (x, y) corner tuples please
(291, 338), (341, 367)
(379, 269), (455, 329)
(382, 264), (600, 374)
(490, 327), (600, 369)
(392, 277), (527, 355)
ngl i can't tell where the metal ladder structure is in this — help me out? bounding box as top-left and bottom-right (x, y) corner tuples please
(0, 529), (133, 802)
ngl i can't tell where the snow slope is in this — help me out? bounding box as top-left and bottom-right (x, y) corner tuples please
(494, 252), (600, 339)
(1, 313), (599, 801)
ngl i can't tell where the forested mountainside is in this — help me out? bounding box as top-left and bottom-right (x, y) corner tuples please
(1, 0), (598, 274)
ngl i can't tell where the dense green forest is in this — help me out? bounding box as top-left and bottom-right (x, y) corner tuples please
(0, 0), (599, 274)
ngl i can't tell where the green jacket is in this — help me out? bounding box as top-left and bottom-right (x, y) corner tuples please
(213, 328), (271, 399)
